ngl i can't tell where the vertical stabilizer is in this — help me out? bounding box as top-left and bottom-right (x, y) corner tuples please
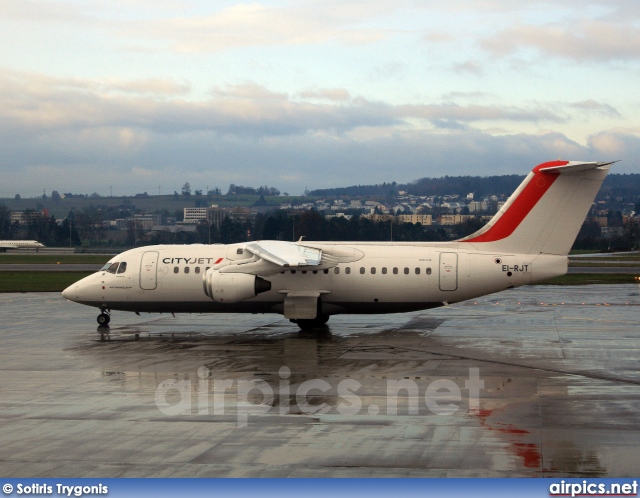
(459, 160), (613, 255)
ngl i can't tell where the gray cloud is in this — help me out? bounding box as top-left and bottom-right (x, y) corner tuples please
(395, 103), (564, 124)
(481, 19), (640, 62)
(299, 88), (352, 102)
(0, 71), (636, 197)
(211, 83), (289, 101)
(588, 130), (640, 158)
(451, 61), (484, 77)
(0, 0), (92, 24)
(129, 2), (399, 53)
(2, 123), (635, 198)
(3, 128), (634, 198)
(0, 72), (569, 140)
(570, 100), (621, 118)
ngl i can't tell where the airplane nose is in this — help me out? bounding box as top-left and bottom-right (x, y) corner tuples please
(62, 284), (76, 301)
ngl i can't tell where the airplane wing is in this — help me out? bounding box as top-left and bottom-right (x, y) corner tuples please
(214, 240), (340, 277)
(204, 241), (366, 312)
(244, 241), (323, 267)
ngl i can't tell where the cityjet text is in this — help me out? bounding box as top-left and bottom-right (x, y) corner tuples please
(162, 257), (215, 265)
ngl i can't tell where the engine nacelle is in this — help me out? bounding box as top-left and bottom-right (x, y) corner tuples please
(203, 270), (272, 303)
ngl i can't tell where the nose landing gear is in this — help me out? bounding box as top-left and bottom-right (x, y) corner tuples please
(97, 307), (111, 326)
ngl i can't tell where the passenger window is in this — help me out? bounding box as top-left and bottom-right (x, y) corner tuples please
(393, 268), (398, 275)
(404, 268), (409, 275)
(116, 262), (127, 274)
(184, 267), (190, 274)
(382, 267), (387, 274)
(371, 268), (376, 274)
(427, 268), (432, 275)
(334, 268), (340, 274)
(360, 267), (365, 274)
(174, 267), (179, 274)
(106, 262), (119, 274)
(346, 267), (351, 274)
(415, 268), (420, 275)
(195, 267), (200, 274)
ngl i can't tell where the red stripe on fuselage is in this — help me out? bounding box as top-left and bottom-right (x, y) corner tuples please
(462, 160), (567, 243)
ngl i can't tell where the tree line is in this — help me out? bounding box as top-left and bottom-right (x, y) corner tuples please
(0, 206), (81, 246)
(310, 173), (640, 201)
(2, 204), (639, 251)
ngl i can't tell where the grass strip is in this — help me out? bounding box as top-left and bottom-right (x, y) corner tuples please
(569, 262), (640, 267)
(539, 273), (637, 285)
(0, 255), (111, 265)
(569, 254), (640, 261)
(0, 272), (93, 292)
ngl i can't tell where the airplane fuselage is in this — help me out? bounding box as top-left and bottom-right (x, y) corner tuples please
(63, 242), (567, 316)
(0, 240), (45, 251)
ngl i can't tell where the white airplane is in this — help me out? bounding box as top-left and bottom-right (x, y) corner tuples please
(63, 160), (613, 327)
(0, 240), (45, 252)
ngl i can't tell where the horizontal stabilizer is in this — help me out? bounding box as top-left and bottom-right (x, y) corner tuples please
(538, 160), (618, 174)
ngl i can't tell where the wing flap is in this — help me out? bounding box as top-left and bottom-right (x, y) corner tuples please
(245, 241), (322, 267)
(214, 240), (334, 276)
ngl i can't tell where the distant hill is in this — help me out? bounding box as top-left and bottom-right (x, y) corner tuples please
(310, 173), (640, 200)
(308, 182), (400, 198)
(405, 174), (524, 197)
(599, 173), (640, 199)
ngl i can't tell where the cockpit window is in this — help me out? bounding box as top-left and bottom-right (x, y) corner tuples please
(103, 262), (119, 274)
(116, 262), (127, 274)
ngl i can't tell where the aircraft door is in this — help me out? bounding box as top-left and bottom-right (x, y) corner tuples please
(140, 251), (159, 290)
(439, 252), (458, 291)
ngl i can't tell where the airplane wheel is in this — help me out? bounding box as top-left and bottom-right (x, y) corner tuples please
(97, 313), (111, 326)
(292, 315), (330, 330)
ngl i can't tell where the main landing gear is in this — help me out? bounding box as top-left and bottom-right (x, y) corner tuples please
(97, 307), (111, 326)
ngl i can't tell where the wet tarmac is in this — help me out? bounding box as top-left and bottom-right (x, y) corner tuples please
(1, 285), (639, 477)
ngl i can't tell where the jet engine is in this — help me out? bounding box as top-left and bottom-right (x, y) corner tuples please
(203, 270), (271, 303)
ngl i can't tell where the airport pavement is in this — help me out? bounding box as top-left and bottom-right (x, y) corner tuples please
(0, 285), (639, 477)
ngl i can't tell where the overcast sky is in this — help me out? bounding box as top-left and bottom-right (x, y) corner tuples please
(1, 0), (638, 197)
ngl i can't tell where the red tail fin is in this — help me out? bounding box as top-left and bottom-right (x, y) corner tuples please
(459, 161), (614, 255)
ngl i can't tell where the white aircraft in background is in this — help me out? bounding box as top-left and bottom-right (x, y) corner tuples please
(0, 240), (45, 252)
(63, 160), (614, 327)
